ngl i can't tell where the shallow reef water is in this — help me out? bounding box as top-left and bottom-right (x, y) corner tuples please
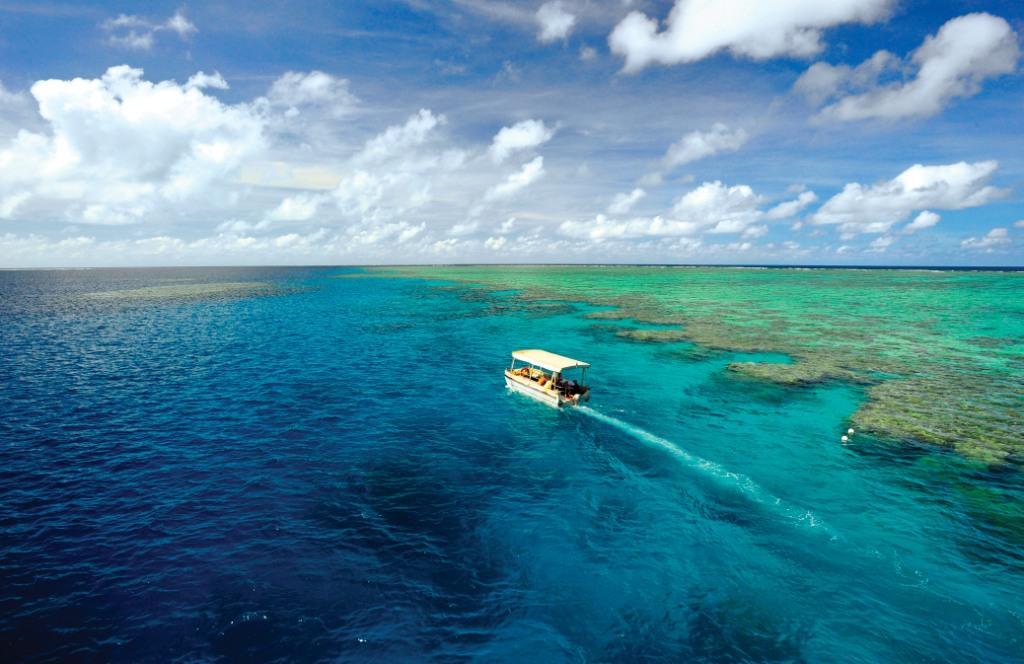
(1, 266), (1023, 662)
(384, 265), (1024, 465)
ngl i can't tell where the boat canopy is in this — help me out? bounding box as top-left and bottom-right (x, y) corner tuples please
(511, 349), (589, 373)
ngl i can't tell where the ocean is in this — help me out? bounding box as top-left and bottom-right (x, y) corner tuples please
(1, 266), (1021, 661)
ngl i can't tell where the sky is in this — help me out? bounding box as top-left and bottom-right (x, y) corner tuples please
(0, 0), (1022, 267)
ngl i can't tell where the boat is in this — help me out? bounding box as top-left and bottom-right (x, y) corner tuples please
(504, 349), (591, 408)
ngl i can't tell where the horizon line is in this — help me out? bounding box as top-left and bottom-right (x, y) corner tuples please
(2, 262), (1023, 272)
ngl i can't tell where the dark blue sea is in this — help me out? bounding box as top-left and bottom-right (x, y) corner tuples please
(1, 267), (1021, 662)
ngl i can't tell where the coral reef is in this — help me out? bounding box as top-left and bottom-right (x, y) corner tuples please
(377, 265), (1024, 464)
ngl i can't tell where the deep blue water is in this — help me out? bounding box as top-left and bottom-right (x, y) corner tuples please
(1, 267), (1022, 662)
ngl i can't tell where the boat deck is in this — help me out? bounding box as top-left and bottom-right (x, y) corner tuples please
(504, 369), (588, 407)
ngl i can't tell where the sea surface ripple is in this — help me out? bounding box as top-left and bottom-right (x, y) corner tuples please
(1, 267), (1022, 662)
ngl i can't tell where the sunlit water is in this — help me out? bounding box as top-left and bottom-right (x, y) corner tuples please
(1, 267), (1021, 661)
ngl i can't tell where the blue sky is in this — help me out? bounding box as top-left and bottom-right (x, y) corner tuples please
(0, 0), (1022, 266)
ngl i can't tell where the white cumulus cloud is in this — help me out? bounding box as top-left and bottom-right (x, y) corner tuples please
(794, 51), (898, 105)
(449, 221), (479, 236)
(663, 123), (748, 169)
(765, 190), (818, 220)
(484, 235), (507, 250)
(324, 109), (470, 230)
(868, 235), (894, 251)
(905, 210), (940, 232)
(801, 13), (1019, 121)
(673, 181), (762, 233)
(561, 180), (813, 240)
(608, 188), (646, 214)
(0, 65), (264, 224)
(358, 109), (444, 163)
(488, 119), (554, 164)
(536, 2), (576, 43)
(0, 191), (30, 219)
(609, 0), (893, 72)
(267, 193), (324, 222)
(186, 71), (229, 91)
(485, 156), (545, 200)
(811, 161), (1005, 235)
(961, 227), (1010, 251)
(265, 70), (357, 119)
(559, 214), (701, 240)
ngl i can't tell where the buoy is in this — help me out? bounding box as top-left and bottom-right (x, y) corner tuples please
(841, 435), (849, 443)
(848, 428), (855, 435)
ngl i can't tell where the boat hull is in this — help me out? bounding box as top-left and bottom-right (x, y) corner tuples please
(504, 372), (589, 408)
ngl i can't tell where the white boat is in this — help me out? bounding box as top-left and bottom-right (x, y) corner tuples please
(504, 349), (591, 408)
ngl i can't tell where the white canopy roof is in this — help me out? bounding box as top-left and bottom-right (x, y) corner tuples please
(512, 349), (589, 372)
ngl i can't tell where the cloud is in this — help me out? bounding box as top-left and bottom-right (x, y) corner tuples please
(217, 219), (269, 233)
(81, 204), (147, 226)
(961, 227), (1010, 251)
(765, 190), (817, 219)
(266, 193), (323, 222)
(265, 71), (357, 119)
(0, 63), (785, 265)
(559, 214), (701, 240)
(905, 210), (939, 232)
(561, 180), (812, 239)
(793, 51), (898, 105)
(186, 71), (229, 91)
(643, 123), (747, 186)
(663, 123), (747, 169)
(608, 188), (645, 214)
(0, 191), (30, 219)
(430, 237), (461, 254)
(536, 2), (576, 43)
(801, 13), (1020, 121)
(347, 221), (425, 246)
(609, 0), (893, 72)
(488, 119), (554, 163)
(14, 40), (1015, 266)
(673, 181), (762, 233)
(811, 161), (1005, 235)
(102, 9), (197, 51)
(485, 156), (545, 200)
(0, 65), (264, 224)
(228, 102), (558, 253)
(398, 223), (425, 243)
(359, 109), (444, 163)
(1015, 219), (1024, 229)
(322, 109), (470, 227)
(164, 10), (197, 38)
(449, 221), (479, 236)
(868, 234), (893, 251)
(0, 229), (351, 267)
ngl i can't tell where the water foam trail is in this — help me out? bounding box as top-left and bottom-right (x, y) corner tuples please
(576, 406), (837, 538)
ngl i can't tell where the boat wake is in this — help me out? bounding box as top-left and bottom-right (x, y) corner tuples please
(576, 406), (837, 538)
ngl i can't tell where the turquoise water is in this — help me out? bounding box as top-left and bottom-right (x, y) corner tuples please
(1, 267), (1021, 661)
